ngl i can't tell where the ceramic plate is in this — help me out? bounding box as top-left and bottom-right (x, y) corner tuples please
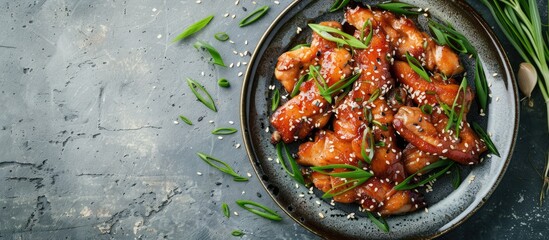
(240, 0), (518, 238)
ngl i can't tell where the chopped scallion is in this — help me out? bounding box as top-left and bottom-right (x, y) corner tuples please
(235, 200), (283, 221)
(172, 15), (214, 43)
(239, 6), (269, 27)
(193, 40), (226, 67)
(187, 78), (217, 112)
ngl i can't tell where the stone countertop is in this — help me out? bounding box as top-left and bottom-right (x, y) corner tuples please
(0, 0), (547, 239)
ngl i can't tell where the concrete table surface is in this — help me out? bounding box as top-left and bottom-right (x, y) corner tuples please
(0, 0), (547, 239)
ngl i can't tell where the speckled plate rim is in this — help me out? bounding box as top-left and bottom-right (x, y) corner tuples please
(240, 0), (519, 239)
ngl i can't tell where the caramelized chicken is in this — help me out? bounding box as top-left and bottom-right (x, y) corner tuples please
(297, 130), (357, 166)
(393, 106), (487, 165)
(345, 6), (464, 76)
(402, 143), (440, 175)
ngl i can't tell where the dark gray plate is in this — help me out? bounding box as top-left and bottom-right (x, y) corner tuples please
(240, 0), (518, 239)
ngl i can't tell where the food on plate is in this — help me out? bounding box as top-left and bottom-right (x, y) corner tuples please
(269, 4), (490, 218)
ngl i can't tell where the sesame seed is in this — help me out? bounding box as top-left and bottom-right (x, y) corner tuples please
(173, 120), (179, 124)
(493, 73), (498, 77)
(238, 72), (243, 77)
(234, 211), (239, 216)
(318, 212), (325, 219)
(197, 172), (202, 176)
(218, 136), (223, 140)
(235, 0), (239, 5)
(224, 13), (230, 17)
(232, 14), (236, 19)
(196, 0), (201, 3)
(235, 143), (241, 149)
(274, 1), (280, 5)
(229, 63), (234, 68)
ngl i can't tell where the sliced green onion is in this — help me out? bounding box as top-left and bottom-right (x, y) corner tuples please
(475, 58), (489, 111)
(428, 20), (476, 55)
(271, 88), (280, 111)
(290, 43), (311, 51)
(322, 177), (369, 199)
(222, 203), (230, 218)
(310, 65), (360, 104)
(172, 15), (214, 43)
(360, 127), (375, 163)
(375, 141), (386, 147)
(420, 104), (433, 115)
(310, 164), (373, 179)
(366, 211), (390, 232)
(329, 0), (351, 12)
(214, 32), (229, 41)
(308, 24), (368, 49)
(405, 52), (430, 82)
(179, 115), (193, 125)
(376, 2), (422, 15)
(197, 152), (248, 181)
(368, 88), (380, 103)
(361, 19), (373, 46)
(235, 200), (283, 221)
(372, 120), (388, 131)
(472, 122), (500, 157)
(452, 165), (461, 190)
(231, 230), (244, 237)
(394, 159), (454, 190)
(218, 78), (231, 88)
(239, 6), (269, 27)
(193, 40), (226, 67)
(276, 142), (305, 185)
(290, 73), (308, 97)
(212, 127), (237, 135)
(187, 78), (217, 112)
(444, 77), (467, 137)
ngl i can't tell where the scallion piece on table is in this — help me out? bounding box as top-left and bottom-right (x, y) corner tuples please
(193, 40), (226, 67)
(329, 0), (351, 12)
(211, 127), (237, 135)
(276, 142), (305, 185)
(471, 122), (500, 157)
(179, 115), (193, 125)
(376, 2), (422, 16)
(214, 32), (230, 41)
(366, 211), (390, 232)
(394, 159), (454, 190)
(218, 78), (230, 88)
(222, 203), (230, 218)
(271, 88), (280, 111)
(196, 152), (248, 181)
(231, 230), (244, 237)
(187, 78), (217, 112)
(405, 52), (430, 82)
(309, 24), (368, 49)
(239, 6), (269, 27)
(235, 200), (283, 221)
(171, 15), (214, 43)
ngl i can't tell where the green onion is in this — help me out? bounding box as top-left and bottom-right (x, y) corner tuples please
(375, 141), (386, 147)
(171, 15), (214, 43)
(329, 0), (350, 12)
(310, 164), (373, 179)
(428, 20), (476, 55)
(193, 40), (226, 67)
(290, 73), (308, 97)
(187, 78), (217, 112)
(222, 203), (230, 218)
(212, 127), (237, 135)
(308, 24), (368, 49)
(372, 120), (388, 131)
(321, 177), (369, 199)
(197, 152), (248, 181)
(444, 77), (467, 137)
(361, 19), (373, 46)
(239, 6), (269, 27)
(376, 2), (422, 16)
(452, 165), (461, 190)
(366, 211), (390, 232)
(276, 142), (305, 185)
(231, 230), (244, 237)
(235, 200), (283, 221)
(472, 122), (500, 157)
(420, 104), (433, 115)
(405, 52), (430, 82)
(309, 65), (361, 103)
(179, 115), (193, 125)
(394, 159), (454, 190)
(214, 32), (229, 41)
(218, 78), (231, 88)
(290, 43), (311, 51)
(368, 88), (380, 103)
(271, 88), (280, 111)
(474, 57), (489, 111)
(360, 127), (375, 163)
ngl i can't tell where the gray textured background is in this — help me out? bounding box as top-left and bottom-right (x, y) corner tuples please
(0, 0), (547, 239)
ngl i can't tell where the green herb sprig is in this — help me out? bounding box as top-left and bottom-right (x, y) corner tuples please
(197, 152), (248, 181)
(443, 77), (468, 137)
(360, 127), (375, 163)
(310, 164), (373, 198)
(240, 6), (269, 27)
(272, 88), (280, 111)
(405, 52), (430, 82)
(366, 211), (390, 232)
(471, 122), (500, 157)
(290, 73), (308, 97)
(329, 0), (351, 12)
(309, 65), (360, 104)
(179, 115), (193, 125)
(193, 40), (226, 67)
(235, 200), (283, 221)
(376, 2), (423, 16)
(308, 24), (368, 49)
(187, 78), (217, 112)
(276, 142), (305, 185)
(172, 15), (214, 43)
(212, 127), (237, 135)
(394, 159), (455, 190)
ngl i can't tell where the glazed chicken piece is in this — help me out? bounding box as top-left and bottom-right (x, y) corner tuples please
(345, 6), (464, 76)
(402, 143), (440, 175)
(310, 172), (426, 216)
(393, 61), (474, 113)
(270, 22), (353, 143)
(297, 130), (357, 166)
(274, 21), (342, 93)
(393, 106), (487, 165)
